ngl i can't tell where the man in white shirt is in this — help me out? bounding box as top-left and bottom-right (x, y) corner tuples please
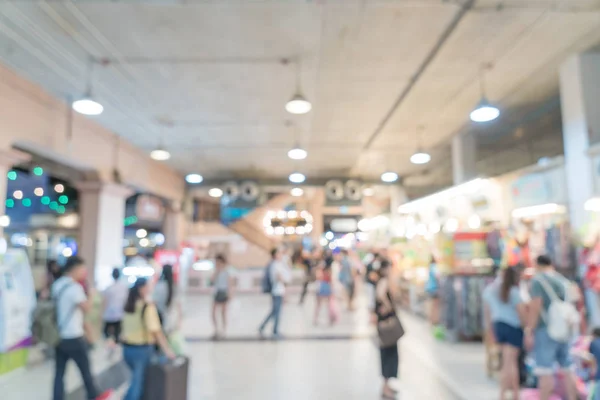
(52, 257), (110, 400)
(102, 268), (129, 345)
(259, 248), (290, 338)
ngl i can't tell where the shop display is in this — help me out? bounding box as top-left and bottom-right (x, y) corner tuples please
(0, 249), (36, 376)
(441, 274), (493, 341)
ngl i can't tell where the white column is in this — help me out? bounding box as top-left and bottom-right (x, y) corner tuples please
(163, 200), (186, 250)
(78, 182), (132, 290)
(452, 131), (477, 185)
(559, 53), (600, 231)
(389, 185), (409, 215)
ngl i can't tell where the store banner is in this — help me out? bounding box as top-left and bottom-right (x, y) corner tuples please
(136, 194), (165, 222)
(0, 249), (36, 376)
(510, 168), (567, 209)
(510, 173), (552, 208)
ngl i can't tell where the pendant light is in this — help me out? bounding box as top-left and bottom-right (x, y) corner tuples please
(150, 147), (170, 161)
(151, 122), (171, 161)
(288, 146), (307, 160)
(287, 121), (308, 160)
(470, 63), (499, 123)
(381, 172), (398, 183)
(73, 58), (104, 116)
(410, 126), (431, 165)
(289, 172), (306, 183)
(286, 58), (312, 114)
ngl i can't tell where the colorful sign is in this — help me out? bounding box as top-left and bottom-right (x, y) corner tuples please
(0, 249), (36, 375)
(511, 173), (551, 208)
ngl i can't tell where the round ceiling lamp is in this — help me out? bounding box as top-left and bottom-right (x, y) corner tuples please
(185, 173), (203, 184)
(289, 172), (306, 184)
(73, 59), (103, 116)
(287, 146), (308, 160)
(470, 99), (500, 122)
(410, 151), (431, 165)
(290, 187), (304, 197)
(72, 98), (104, 116)
(285, 58), (312, 114)
(381, 172), (398, 183)
(150, 147), (171, 161)
(209, 188), (223, 198)
(285, 94), (312, 115)
(470, 63), (499, 123)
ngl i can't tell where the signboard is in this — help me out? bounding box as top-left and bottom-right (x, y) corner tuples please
(0, 249), (36, 376)
(136, 195), (165, 222)
(510, 173), (551, 208)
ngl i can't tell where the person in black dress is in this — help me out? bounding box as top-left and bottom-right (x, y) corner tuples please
(373, 260), (399, 399)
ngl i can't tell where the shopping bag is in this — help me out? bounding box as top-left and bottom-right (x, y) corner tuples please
(142, 357), (189, 400)
(168, 331), (187, 356)
(377, 315), (405, 348)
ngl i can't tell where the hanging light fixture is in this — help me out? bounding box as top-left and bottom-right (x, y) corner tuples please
(410, 125), (431, 165)
(381, 172), (398, 183)
(286, 58), (312, 114)
(290, 187), (304, 197)
(185, 174), (203, 184)
(150, 147), (171, 161)
(288, 146), (307, 160)
(289, 172), (306, 183)
(151, 123), (171, 161)
(209, 188), (223, 198)
(73, 58), (104, 116)
(470, 63), (500, 123)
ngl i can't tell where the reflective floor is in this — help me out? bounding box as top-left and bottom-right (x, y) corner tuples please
(174, 291), (496, 400)
(1, 289), (497, 400)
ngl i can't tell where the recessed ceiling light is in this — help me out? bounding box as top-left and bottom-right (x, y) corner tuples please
(289, 173), (306, 184)
(290, 187), (304, 197)
(209, 188), (223, 198)
(150, 147), (171, 161)
(72, 98), (104, 116)
(410, 151), (431, 165)
(288, 147), (308, 160)
(185, 173), (203, 184)
(381, 172), (398, 183)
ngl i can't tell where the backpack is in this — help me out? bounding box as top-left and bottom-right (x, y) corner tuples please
(31, 283), (75, 347)
(535, 275), (580, 343)
(261, 262), (273, 294)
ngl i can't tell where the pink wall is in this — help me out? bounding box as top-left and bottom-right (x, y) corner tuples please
(0, 63), (184, 201)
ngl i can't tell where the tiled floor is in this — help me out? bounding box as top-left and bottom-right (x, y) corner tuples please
(3, 288), (498, 399)
(176, 291), (498, 400)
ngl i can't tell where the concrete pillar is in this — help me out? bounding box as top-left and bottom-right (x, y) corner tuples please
(452, 131), (477, 185)
(163, 200), (186, 250)
(559, 53), (600, 231)
(389, 185), (409, 215)
(78, 182), (132, 290)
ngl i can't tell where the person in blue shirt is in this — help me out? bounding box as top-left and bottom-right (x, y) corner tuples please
(483, 267), (527, 400)
(425, 256), (440, 325)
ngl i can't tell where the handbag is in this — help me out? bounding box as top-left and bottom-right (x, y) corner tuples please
(377, 315), (405, 348)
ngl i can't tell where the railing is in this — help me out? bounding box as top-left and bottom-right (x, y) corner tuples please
(229, 217), (277, 252)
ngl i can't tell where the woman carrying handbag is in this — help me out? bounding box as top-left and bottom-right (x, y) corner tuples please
(372, 260), (404, 399)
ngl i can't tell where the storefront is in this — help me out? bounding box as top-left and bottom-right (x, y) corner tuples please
(500, 160), (574, 276)
(3, 167), (80, 291)
(122, 194), (168, 282)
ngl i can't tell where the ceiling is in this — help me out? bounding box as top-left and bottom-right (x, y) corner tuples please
(1, 0), (599, 191)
